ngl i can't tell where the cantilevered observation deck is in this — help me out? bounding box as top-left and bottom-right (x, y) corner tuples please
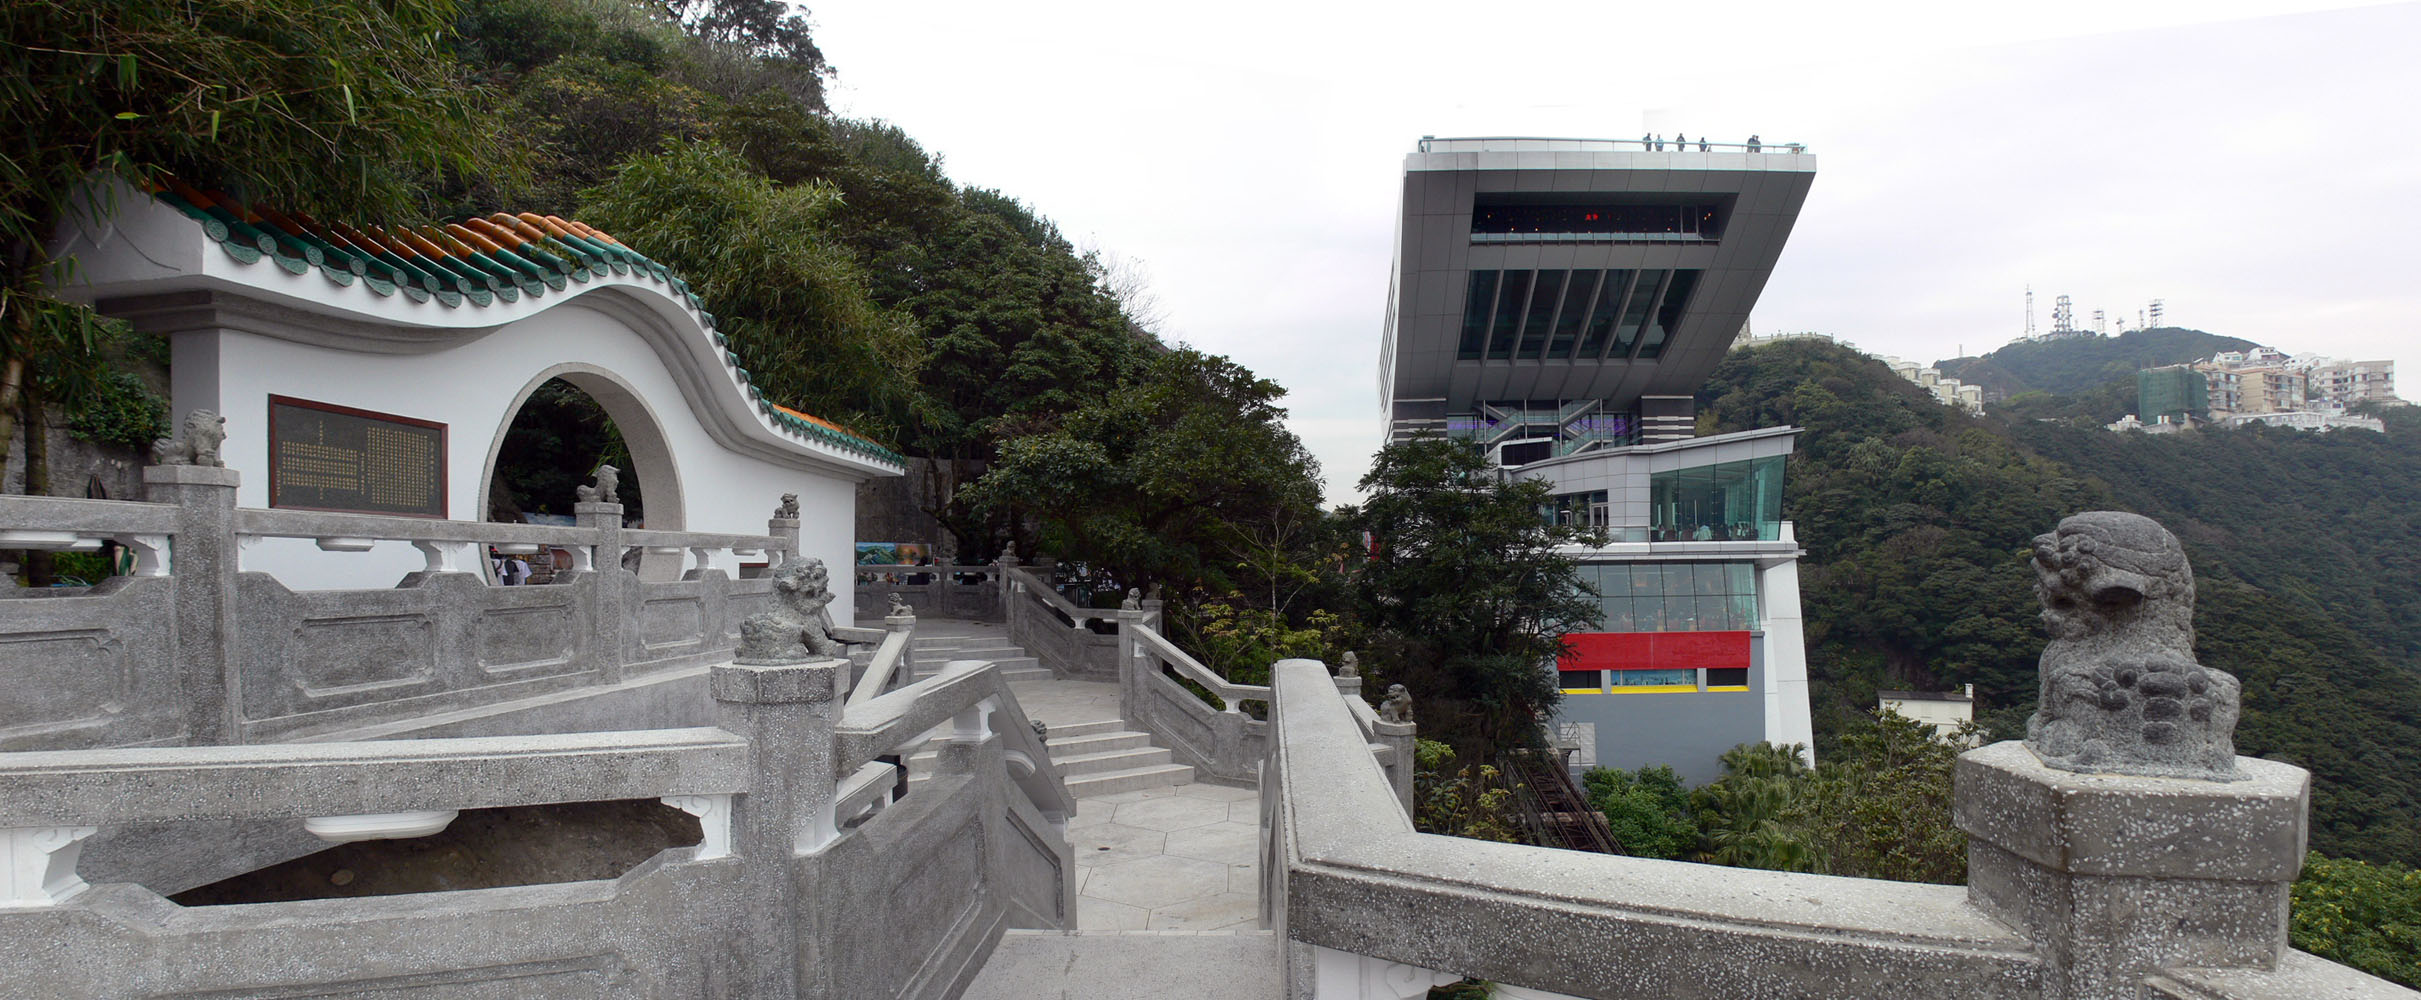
(1380, 136), (1816, 451)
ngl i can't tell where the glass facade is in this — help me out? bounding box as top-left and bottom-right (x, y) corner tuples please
(1453, 268), (1701, 362)
(1544, 489), (1609, 529)
(1469, 201), (1725, 240)
(1649, 456), (1784, 542)
(1577, 562), (1761, 632)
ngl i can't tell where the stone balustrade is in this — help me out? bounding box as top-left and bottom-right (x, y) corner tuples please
(0, 655), (1074, 999)
(0, 465), (809, 751)
(1260, 658), (2415, 1000)
(854, 561), (1001, 621)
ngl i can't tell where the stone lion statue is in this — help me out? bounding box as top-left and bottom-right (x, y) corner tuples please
(576, 464), (620, 505)
(774, 493), (799, 519)
(2024, 511), (2241, 780)
(152, 410), (227, 467)
(1377, 683), (1415, 725)
(734, 557), (846, 663)
(1338, 651), (1359, 679)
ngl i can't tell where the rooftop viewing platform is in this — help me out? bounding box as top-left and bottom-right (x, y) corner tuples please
(1415, 134), (1813, 156)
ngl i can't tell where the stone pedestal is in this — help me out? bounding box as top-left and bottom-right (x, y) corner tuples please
(574, 502), (625, 681)
(711, 656), (843, 1000)
(1953, 741), (2309, 1000)
(144, 464), (240, 743)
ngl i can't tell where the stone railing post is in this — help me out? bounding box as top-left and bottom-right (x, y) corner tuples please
(996, 555), (1018, 629)
(711, 655), (843, 1000)
(1115, 607), (1146, 726)
(1954, 742), (2310, 1000)
(1141, 597), (1164, 634)
(144, 464), (240, 744)
(1371, 715), (1416, 815)
(883, 603), (917, 691)
(767, 515), (798, 568)
(574, 501), (626, 684)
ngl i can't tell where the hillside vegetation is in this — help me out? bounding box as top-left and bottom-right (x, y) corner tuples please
(1700, 338), (2421, 864)
(1936, 327), (2257, 399)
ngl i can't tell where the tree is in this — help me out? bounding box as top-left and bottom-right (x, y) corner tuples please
(2293, 853), (2421, 989)
(1343, 438), (1603, 756)
(3, 0), (517, 473)
(1582, 764), (1695, 860)
(960, 348), (1324, 598)
(575, 142), (926, 442)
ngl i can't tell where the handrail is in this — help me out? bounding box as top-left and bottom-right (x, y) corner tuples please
(1416, 135), (1810, 155)
(622, 529), (779, 552)
(1132, 621), (1270, 712)
(235, 507), (595, 546)
(837, 660), (1074, 820)
(1267, 660), (2041, 998)
(1005, 565), (1100, 627)
(0, 727), (750, 826)
(845, 628), (914, 708)
(0, 495), (179, 533)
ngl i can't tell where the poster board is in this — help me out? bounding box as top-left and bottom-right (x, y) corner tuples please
(267, 395), (448, 517)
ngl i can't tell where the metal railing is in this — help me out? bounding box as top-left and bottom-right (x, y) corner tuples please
(1417, 135), (1811, 155)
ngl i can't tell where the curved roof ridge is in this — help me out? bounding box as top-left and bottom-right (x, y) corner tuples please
(140, 178), (904, 468)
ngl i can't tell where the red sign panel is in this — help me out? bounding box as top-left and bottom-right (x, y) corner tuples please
(1557, 631), (1751, 671)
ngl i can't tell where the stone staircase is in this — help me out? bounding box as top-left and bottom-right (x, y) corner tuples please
(898, 630), (1194, 797)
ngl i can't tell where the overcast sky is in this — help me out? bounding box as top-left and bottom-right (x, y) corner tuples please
(809, 1), (2419, 504)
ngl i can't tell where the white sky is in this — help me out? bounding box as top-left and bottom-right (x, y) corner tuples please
(810, 1), (2421, 504)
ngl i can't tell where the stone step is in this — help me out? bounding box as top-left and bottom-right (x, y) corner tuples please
(1043, 719), (1128, 740)
(1065, 762), (1195, 798)
(1044, 730), (1155, 756)
(1049, 746), (1174, 776)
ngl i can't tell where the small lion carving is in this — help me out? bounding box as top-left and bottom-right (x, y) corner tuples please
(152, 410), (227, 467)
(576, 464), (620, 505)
(2025, 511), (2242, 780)
(774, 493), (799, 519)
(735, 557), (846, 663)
(1377, 683), (1415, 725)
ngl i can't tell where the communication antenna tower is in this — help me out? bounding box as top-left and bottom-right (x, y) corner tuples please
(2149, 299), (2165, 328)
(2052, 295), (2074, 334)
(2093, 309), (2106, 334)
(2024, 286), (2035, 340)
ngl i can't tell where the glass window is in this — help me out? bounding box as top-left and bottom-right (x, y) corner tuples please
(1602, 597), (1635, 631)
(1698, 595), (1733, 630)
(1707, 667), (1750, 689)
(1612, 270), (1663, 357)
(1559, 669), (1603, 692)
(1576, 269), (1629, 358)
(1549, 270), (1598, 359)
(1611, 668), (1696, 688)
(1457, 270), (1499, 360)
(1579, 561), (1762, 633)
(1487, 270), (1531, 360)
(1516, 270), (1564, 359)
(1636, 270), (1700, 360)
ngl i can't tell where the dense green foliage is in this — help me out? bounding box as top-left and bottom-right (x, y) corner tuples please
(1586, 711), (1970, 882)
(1344, 439), (1603, 756)
(2294, 853), (2421, 988)
(1935, 327), (2256, 399)
(4, 0), (517, 476)
(1411, 739), (1521, 844)
(1702, 338), (2421, 864)
(490, 379), (643, 520)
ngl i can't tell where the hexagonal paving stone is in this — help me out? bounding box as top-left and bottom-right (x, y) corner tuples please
(1086, 787), (1190, 805)
(1070, 822), (1166, 867)
(1067, 801), (1115, 830)
(1113, 796), (1229, 832)
(1226, 800), (1261, 823)
(1079, 854), (1231, 910)
(1077, 895), (1149, 931)
(1145, 890), (1260, 931)
(1164, 822), (1260, 866)
(1228, 863), (1261, 895)
(1175, 783), (1259, 803)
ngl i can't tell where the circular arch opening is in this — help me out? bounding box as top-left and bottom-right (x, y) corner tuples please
(481, 367), (685, 581)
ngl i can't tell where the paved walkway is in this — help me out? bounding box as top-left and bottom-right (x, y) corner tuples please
(882, 615), (1280, 994)
(1069, 783), (1262, 930)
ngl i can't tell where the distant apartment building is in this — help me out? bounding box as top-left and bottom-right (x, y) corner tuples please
(1879, 356), (1984, 414)
(2118, 346), (2398, 434)
(2137, 364), (2208, 423)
